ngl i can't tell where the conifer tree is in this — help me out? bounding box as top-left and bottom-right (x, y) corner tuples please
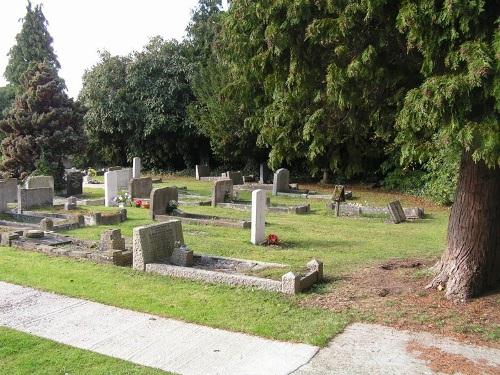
(0, 62), (85, 188)
(4, 1), (60, 87)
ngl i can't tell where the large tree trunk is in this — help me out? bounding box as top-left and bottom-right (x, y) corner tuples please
(427, 153), (500, 301)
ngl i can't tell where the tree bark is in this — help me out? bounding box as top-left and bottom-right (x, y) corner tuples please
(427, 153), (500, 301)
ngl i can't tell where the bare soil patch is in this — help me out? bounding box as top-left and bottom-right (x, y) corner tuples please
(304, 258), (500, 348)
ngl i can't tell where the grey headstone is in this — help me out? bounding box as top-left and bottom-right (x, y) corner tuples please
(387, 200), (406, 224)
(272, 168), (290, 195)
(132, 220), (184, 271)
(226, 171), (243, 185)
(211, 179), (233, 207)
(128, 177), (153, 199)
(259, 163), (271, 184)
(100, 229), (126, 252)
(195, 165), (210, 180)
(17, 187), (53, 213)
(65, 171), (83, 196)
(150, 187), (178, 220)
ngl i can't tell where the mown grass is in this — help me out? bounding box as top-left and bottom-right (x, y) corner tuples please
(0, 327), (169, 375)
(0, 176), (449, 347)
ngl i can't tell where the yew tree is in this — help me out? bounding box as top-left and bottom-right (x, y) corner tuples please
(396, 1), (499, 300)
(0, 62), (85, 188)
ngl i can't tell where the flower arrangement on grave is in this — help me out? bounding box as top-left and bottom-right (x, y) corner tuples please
(267, 233), (279, 245)
(85, 168), (99, 184)
(113, 190), (132, 206)
(141, 201), (150, 209)
(134, 199), (142, 208)
(166, 199), (178, 214)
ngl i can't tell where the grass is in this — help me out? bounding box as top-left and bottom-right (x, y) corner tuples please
(0, 247), (346, 346)
(0, 176), (450, 347)
(0, 327), (170, 374)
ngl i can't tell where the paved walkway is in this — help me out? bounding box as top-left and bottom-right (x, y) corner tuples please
(1, 281), (499, 374)
(0, 282), (317, 375)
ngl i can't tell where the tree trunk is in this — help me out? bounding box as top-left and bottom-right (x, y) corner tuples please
(427, 153), (500, 301)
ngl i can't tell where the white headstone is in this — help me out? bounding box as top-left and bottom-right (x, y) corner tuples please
(133, 157), (141, 179)
(251, 189), (266, 245)
(104, 171), (118, 207)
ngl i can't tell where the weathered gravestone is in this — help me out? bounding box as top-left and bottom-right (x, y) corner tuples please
(272, 168), (290, 195)
(132, 220), (184, 271)
(260, 163), (271, 184)
(149, 187), (178, 220)
(132, 157), (141, 179)
(388, 200), (407, 224)
(0, 178), (18, 211)
(104, 169), (133, 207)
(17, 187), (53, 213)
(100, 228), (126, 252)
(332, 185), (345, 217)
(195, 165), (210, 180)
(128, 177), (153, 199)
(65, 171), (83, 196)
(225, 171), (243, 185)
(251, 189), (266, 245)
(25, 176), (54, 190)
(64, 196), (77, 210)
(211, 179), (233, 207)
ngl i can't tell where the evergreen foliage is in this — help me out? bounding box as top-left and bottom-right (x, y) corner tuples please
(4, 2), (60, 87)
(0, 62), (85, 188)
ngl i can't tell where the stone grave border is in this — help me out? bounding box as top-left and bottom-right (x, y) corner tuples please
(327, 202), (424, 219)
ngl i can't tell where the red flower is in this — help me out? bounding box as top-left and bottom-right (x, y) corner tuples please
(134, 199), (142, 208)
(267, 234), (279, 245)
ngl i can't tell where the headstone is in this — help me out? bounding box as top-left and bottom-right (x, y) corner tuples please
(195, 165), (210, 180)
(128, 177), (153, 199)
(281, 272), (301, 294)
(170, 243), (193, 267)
(226, 171), (243, 185)
(133, 157), (141, 179)
(259, 163), (271, 184)
(332, 185), (345, 201)
(65, 171), (83, 196)
(272, 168), (290, 195)
(387, 200), (406, 224)
(243, 175), (256, 183)
(251, 189), (266, 245)
(149, 187), (178, 220)
(25, 176), (54, 190)
(100, 229), (126, 252)
(64, 196), (78, 211)
(104, 171), (118, 207)
(132, 220), (184, 271)
(104, 169), (133, 206)
(39, 218), (54, 231)
(211, 179), (233, 207)
(17, 187), (53, 213)
(0, 178), (17, 211)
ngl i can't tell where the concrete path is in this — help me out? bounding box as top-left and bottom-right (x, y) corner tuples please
(0, 282), (318, 375)
(294, 323), (500, 375)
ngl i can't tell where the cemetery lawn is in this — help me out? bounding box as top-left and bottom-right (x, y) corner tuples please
(0, 327), (169, 374)
(2, 176), (497, 346)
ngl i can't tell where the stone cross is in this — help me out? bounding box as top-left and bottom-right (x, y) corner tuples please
(272, 168), (290, 195)
(133, 157), (141, 179)
(251, 189), (266, 245)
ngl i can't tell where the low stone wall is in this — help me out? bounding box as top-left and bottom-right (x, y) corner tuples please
(215, 202), (310, 214)
(145, 258), (323, 295)
(328, 202), (424, 219)
(157, 213), (251, 229)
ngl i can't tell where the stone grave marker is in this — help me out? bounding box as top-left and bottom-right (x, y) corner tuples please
(150, 187), (178, 220)
(260, 163), (271, 184)
(332, 185), (345, 216)
(64, 196), (77, 210)
(104, 171), (118, 207)
(25, 175), (54, 190)
(0, 178), (18, 211)
(65, 171), (83, 196)
(195, 165), (210, 180)
(133, 157), (141, 179)
(388, 200), (406, 224)
(226, 171), (243, 185)
(251, 189), (266, 245)
(100, 228), (126, 252)
(211, 179), (233, 207)
(17, 187), (53, 213)
(132, 220), (184, 271)
(128, 177), (153, 199)
(272, 168), (290, 195)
